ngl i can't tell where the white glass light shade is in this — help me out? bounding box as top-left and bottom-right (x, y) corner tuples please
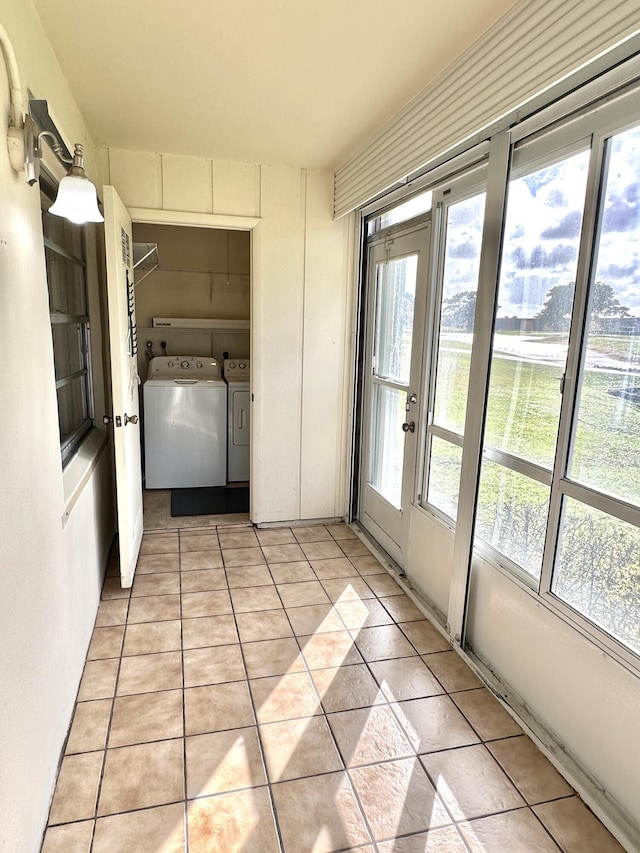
(49, 174), (104, 224)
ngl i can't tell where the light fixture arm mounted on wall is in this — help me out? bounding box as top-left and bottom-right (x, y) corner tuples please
(1, 24), (103, 225)
(22, 112), (103, 224)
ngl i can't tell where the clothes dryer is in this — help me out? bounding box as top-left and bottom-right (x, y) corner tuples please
(224, 358), (250, 482)
(143, 356), (227, 488)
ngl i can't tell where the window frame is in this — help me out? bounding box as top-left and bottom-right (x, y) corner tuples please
(41, 178), (95, 467)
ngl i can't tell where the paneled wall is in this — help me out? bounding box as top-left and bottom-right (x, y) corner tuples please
(98, 147), (354, 523)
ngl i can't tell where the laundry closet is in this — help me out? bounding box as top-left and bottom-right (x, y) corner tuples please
(131, 222), (251, 510)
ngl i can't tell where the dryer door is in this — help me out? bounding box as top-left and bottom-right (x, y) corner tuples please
(232, 388), (251, 446)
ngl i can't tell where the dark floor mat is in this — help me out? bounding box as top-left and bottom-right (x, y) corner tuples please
(171, 486), (249, 517)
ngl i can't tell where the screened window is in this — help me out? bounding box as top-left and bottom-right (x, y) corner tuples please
(42, 182), (94, 466)
(423, 186), (486, 521)
(476, 147), (590, 579)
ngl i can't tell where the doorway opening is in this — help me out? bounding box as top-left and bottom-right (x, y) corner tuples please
(131, 221), (252, 531)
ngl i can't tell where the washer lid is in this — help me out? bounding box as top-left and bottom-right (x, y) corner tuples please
(147, 356), (222, 380)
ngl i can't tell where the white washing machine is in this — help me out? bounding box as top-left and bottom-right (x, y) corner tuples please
(224, 358), (250, 482)
(144, 356), (227, 488)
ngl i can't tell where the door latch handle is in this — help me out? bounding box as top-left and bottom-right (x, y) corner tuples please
(124, 413), (139, 426)
(402, 421), (415, 433)
(102, 415), (113, 425)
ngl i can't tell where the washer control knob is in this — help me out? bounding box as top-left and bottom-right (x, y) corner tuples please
(239, 362), (246, 369)
(168, 361), (174, 367)
(196, 361), (202, 368)
(180, 360), (190, 369)
(228, 361), (236, 369)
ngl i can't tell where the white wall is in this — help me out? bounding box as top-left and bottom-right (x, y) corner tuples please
(99, 147), (354, 523)
(0, 4), (114, 851)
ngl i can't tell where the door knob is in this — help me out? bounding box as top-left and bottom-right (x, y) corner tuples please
(124, 413), (139, 425)
(402, 421), (415, 433)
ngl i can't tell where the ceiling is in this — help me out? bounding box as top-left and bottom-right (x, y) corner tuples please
(33, 0), (518, 171)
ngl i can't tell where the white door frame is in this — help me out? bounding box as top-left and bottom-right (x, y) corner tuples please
(128, 207), (260, 517)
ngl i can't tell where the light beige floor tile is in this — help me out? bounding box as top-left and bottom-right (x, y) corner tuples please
(256, 527), (297, 545)
(48, 751), (103, 824)
(459, 807), (561, 852)
(379, 595), (426, 623)
(109, 689), (183, 747)
(292, 525), (332, 542)
(180, 549), (224, 570)
(487, 736), (573, 804)
(230, 584), (282, 612)
(393, 695), (480, 753)
(122, 620), (182, 655)
(334, 598), (394, 630)
(183, 643), (246, 686)
(269, 561), (315, 583)
(93, 803), (185, 853)
(421, 743), (525, 821)
(377, 827), (469, 852)
(243, 637), (305, 678)
(182, 614), (238, 648)
(180, 532), (219, 552)
(127, 593), (181, 623)
(338, 539), (370, 556)
(278, 580), (331, 608)
(184, 681), (255, 735)
(260, 715), (344, 781)
(352, 624), (417, 661)
(87, 625), (125, 660)
(271, 771), (372, 852)
(41, 820), (94, 853)
(135, 553), (180, 573)
(310, 557), (358, 579)
(365, 573), (404, 597)
(262, 543), (307, 563)
(328, 705), (414, 767)
(422, 650), (482, 692)
(235, 608), (293, 642)
(452, 688), (522, 741)
(348, 555), (386, 575)
(370, 657), (444, 702)
(101, 577), (131, 600)
(533, 796), (626, 852)
(286, 603), (344, 635)
(187, 787), (280, 853)
(218, 530), (259, 549)
(321, 577), (375, 602)
(223, 546), (266, 567)
(117, 650), (183, 694)
(95, 599), (128, 627)
(98, 739), (184, 816)
(300, 630), (363, 669)
(312, 665), (385, 713)
(399, 620), (451, 654)
(65, 699), (112, 754)
(250, 671), (321, 723)
(180, 568), (227, 593)
(77, 659), (119, 700)
(326, 524), (358, 540)
(186, 727), (266, 798)
(139, 533), (179, 555)
(226, 564), (273, 587)
(300, 540), (344, 560)
(181, 589), (232, 618)
(131, 571), (180, 597)
(350, 757), (450, 840)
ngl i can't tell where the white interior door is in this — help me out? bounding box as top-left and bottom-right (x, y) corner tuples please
(103, 185), (143, 588)
(359, 223), (430, 565)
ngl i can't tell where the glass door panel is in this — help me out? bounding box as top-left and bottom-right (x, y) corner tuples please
(359, 224), (430, 565)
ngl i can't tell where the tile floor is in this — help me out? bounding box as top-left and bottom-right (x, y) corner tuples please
(41, 520), (626, 852)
